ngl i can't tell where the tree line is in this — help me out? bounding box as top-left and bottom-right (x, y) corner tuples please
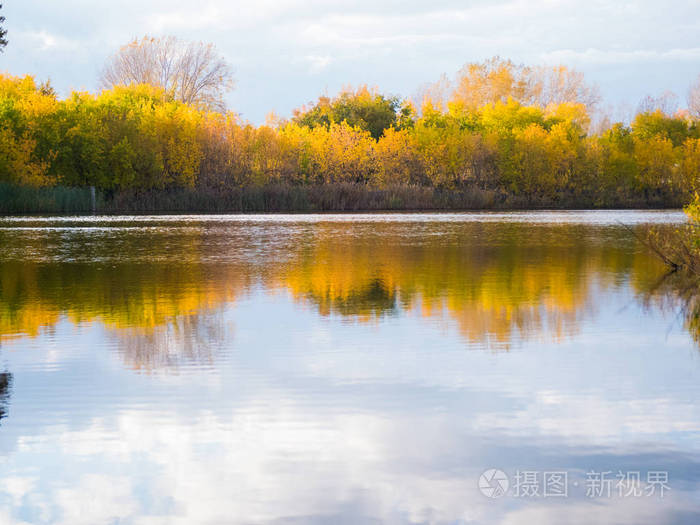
(1, 42), (700, 208)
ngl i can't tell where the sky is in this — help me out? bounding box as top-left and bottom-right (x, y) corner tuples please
(3, 0), (700, 124)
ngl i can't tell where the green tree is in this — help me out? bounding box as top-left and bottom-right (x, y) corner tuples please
(632, 110), (695, 147)
(293, 86), (404, 140)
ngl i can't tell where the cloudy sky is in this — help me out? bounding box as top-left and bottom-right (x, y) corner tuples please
(3, 1), (700, 123)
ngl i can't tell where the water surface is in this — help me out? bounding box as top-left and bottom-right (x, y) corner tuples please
(0, 211), (699, 524)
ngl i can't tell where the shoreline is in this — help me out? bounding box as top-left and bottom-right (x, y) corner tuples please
(0, 183), (688, 215)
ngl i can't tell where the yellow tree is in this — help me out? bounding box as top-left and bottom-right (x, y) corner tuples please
(450, 57), (598, 111)
(375, 127), (420, 186)
(681, 138), (700, 191)
(634, 135), (677, 195)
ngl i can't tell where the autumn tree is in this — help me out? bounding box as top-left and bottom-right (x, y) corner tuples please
(632, 109), (694, 147)
(0, 75), (53, 186)
(100, 36), (234, 112)
(375, 127), (422, 185)
(450, 57), (599, 111)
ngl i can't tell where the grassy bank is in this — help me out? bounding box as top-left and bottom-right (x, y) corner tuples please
(0, 184), (99, 214)
(0, 183), (686, 215)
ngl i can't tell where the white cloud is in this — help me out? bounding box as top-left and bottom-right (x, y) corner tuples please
(541, 48), (700, 66)
(16, 30), (79, 52)
(0, 287), (698, 524)
(2, 1), (700, 136)
(1, 397), (698, 524)
(146, 6), (224, 33)
(302, 54), (333, 73)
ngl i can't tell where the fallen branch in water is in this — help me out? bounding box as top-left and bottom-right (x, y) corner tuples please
(623, 223), (681, 272)
(630, 197), (700, 277)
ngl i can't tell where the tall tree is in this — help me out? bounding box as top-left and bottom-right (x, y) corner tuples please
(0, 4), (8, 52)
(689, 75), (700, 120)
(637, 91), (679, 116)
(100, 36), (234, 112)
(449, 57), (600, 111)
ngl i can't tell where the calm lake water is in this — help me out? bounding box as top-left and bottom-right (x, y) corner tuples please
(0, 211), (699, 524)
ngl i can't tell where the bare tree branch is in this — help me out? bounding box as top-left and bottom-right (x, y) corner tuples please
(689, 75), (700, 120)
(100, 35), (235, 112)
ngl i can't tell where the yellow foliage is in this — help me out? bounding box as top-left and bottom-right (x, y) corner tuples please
(0, 69), (694, 205)
(375, 128), (419, 185)
(0, 128), (51, 186)
(546, 102), (590, 133)
(634, 135), (677, 192)
(681, 138), (700, 191)
(0, 74), (40, 99)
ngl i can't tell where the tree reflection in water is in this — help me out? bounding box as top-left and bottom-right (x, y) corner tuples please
(0, 372), (11, 423)
(113, 310), (230, 372)
(0, 218), (686, 369)
(639, 270), (700, 345)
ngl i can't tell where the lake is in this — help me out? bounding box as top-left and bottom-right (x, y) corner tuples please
(0, 211), (699, 524)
